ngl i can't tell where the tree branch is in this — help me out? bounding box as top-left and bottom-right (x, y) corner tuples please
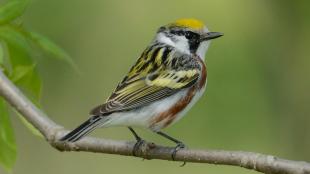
(0, 70), (309, 174)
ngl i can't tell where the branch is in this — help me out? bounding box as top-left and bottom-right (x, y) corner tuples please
(0, 70), (309, 174)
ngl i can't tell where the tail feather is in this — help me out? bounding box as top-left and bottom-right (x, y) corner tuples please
(60, 115), (104, 142)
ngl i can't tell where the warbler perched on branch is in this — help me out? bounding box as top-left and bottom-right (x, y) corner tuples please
(61, 18), (223, 159)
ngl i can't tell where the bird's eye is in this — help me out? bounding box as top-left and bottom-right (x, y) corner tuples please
(185, 31), (194, 39)
(185, 31), (200, 41)
(185, 31), (191, 37)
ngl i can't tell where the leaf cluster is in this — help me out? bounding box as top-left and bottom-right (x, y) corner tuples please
(0, 0), (76, 171)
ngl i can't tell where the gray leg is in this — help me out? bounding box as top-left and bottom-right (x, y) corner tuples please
(156, 131), (186, 166)
(128, 127), (145, 156)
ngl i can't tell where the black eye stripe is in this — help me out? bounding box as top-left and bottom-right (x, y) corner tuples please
(170, 30), (184, 35)
(171, 30), (199, 40)
(170, 29), (201, 53)
(185, 31), (200, 40)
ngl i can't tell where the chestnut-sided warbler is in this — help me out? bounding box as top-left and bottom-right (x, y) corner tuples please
(61, 18), (223, 160)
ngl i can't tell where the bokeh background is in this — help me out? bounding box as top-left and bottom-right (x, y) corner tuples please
(2, 0), (310, 173)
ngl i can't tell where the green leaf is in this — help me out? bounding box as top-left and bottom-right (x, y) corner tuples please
(0, 0), (29, 25)
(10, 63), (35, 82)
(0, 26), (43, 137)
(25, 31), (79, 72)
(0, 98), (17, 172)
(0, 26), (33, 67)
(0, 26), (42, 100)
(11, 64), (42, 100)
(0, 42), (3, 66)
(7, 64), (42, 138)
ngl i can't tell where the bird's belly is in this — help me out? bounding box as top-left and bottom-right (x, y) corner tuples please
(149, 82), (206, 131)
(103, 89), (188, 128)
(104, 82), (206, 131)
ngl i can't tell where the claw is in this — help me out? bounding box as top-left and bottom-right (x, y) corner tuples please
(179, 161), (186, 167)
(155, 131), (187, 166)
(171, 143), (185, 160)
(132, 139), (145, 156)
(171, 142), (186, 166)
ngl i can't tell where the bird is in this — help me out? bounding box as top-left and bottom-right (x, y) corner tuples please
(60, 18), (223, 160)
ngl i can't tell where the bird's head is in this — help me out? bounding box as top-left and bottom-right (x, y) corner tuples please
(155, 18), (223, 59)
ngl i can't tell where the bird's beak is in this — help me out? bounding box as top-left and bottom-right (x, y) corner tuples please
(200, 32), (224, 42)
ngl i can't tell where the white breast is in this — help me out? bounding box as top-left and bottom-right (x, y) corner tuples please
(101, 89), (188, 129)
(100, 81), (207, 132)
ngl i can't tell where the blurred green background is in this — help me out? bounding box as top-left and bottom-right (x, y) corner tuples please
(2, 0), (310, 173)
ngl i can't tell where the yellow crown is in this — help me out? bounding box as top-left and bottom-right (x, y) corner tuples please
(171, 18), (205, 30)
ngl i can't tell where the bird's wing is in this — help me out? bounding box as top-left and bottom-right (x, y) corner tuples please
(90, 46), (201, 115)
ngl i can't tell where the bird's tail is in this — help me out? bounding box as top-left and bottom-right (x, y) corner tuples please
(60, 115), (106, 142)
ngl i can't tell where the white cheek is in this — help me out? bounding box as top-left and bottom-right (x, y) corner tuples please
(156, 33), (175, 47)
(196, 41), (210, 61)
(156, 33), (190, 55)
(173, 36), (190, 55)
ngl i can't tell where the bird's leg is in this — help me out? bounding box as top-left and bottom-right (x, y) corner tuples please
(128, 127), (145, 156)
(156, 131), (186, 166)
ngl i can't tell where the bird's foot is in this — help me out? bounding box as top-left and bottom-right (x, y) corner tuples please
(172, 142), (187, 166)
(132, 138), (146, 156)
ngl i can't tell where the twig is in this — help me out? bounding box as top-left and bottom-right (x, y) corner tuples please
(0, 70), (309, 174)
